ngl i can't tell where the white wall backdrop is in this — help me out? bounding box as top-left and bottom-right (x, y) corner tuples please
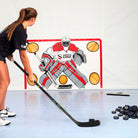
(104, 0), (138, 88)
(0, 0), (138, 89)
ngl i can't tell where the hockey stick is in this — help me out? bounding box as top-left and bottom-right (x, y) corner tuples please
(107, 92), (130, 96)
(13, 59), (100, 127)
(26, 42), (72, 89)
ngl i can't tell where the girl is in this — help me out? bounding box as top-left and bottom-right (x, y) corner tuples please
(0, 7), (37, 126)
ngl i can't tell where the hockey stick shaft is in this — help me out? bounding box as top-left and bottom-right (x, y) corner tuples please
(13, 60), (89, 126)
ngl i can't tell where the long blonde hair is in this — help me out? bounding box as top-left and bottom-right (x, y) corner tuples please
(5, 7), (37, 41)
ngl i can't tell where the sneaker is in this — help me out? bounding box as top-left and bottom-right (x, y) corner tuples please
(0, 116), (11, 126)
(0, 108), (16, 117)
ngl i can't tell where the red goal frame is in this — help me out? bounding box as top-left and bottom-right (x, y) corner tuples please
(24, 38), (103, 89)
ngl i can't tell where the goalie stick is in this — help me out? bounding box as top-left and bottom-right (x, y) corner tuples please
(13, 59), (100, 127)
(26, 42), (72, 89)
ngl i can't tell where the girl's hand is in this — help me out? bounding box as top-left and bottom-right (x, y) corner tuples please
(28, 73), (35, 83)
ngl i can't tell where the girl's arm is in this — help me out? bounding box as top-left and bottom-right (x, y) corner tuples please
(19, 50), (34, 83)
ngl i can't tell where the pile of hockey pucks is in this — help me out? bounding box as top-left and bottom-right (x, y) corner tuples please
(112, 105), (138, 120)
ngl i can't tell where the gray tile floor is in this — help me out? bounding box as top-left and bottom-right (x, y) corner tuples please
(0, 89), (138, 138)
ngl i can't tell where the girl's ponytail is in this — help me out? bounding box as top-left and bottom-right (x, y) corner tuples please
(5, 8), (37, 41)
(6, 9), (26, 41)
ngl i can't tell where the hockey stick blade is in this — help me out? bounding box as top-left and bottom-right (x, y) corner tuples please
(76, 119), (100, 127)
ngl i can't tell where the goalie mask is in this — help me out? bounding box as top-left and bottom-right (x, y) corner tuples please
(61, 36), (70, 47)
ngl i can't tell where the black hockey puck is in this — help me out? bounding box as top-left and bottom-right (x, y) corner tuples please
(123, 115), (129, 120)
(130, 105), (138, 112)
(123, 109), (129, 115)
(119, 108), (124, 113)
(135, 111), (138, 118)
(111, 111), (116, 114)
(123, 105), (130, 110)
(127, 111), (134, 117)
(131, 114), (137, 119)
(118, 106), (123, 109)
(118, 113), (123, 117)
(116, 108), (121, 112)
(113, 116), (119, 120)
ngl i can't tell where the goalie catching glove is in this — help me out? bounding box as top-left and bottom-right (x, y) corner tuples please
(73, 50), (87, 66)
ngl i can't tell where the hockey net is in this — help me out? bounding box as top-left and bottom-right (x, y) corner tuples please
(25, 38), (103, 90)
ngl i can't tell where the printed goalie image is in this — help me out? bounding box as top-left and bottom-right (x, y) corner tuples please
(39, 36), (88, 89)
(26, 37), (102, 89)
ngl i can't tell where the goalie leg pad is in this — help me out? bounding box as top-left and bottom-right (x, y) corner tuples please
(39, 61), (65, 88)
(64, 61), (88, 88)
(49, 61), (65, 80)
(39, 73), (52, 89)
